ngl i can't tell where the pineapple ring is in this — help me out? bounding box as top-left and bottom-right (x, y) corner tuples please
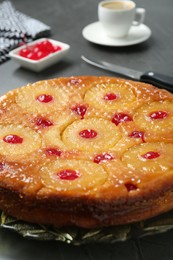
(42, 111), (78, 150)
(84, 83), (136, 110)
(40, 159), (108, 191)
(133, 101), (173, 141)
(122, 142), (173, 173)
(43, 125), (67, 150)
(62, 118), (121, 151)
(48, 109), (78, 130)
(0, 125), (42, 158)
(15, 82), (70, 114)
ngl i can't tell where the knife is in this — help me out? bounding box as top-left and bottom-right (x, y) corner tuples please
(81, 56), (173, 92)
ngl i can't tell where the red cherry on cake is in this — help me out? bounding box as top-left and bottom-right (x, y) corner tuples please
(125, 182), (138, 192)
(149, 111), (168, 120)
(35, 117), (54, 127)
(79, 129), (97, 139)
(129, 131), (145, 142)
(0, 162), (5, 171)
(141, 151), (160, 159)
(104, 93), (118, 101)
(71, 104), (87, 119)
(69, 78), (82, 85)
(57, 169), (80, 180)
(3, 134), (23, 144)
(46, 148), (61, 157)
(112, 113), (133, 126)
(94, 153), (114, 164)
(36, 94), (53, 103)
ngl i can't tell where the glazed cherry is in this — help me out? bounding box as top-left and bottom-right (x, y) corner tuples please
(0, 162), (5, 171)
(52, 45), (62, 52)
(46, 148), (61, 156)
(35, 117), (53, 127)
(36, 40), (54, 52)
(34, 51), (49, 60)
(141, 151), (160, 159)
(125, 182), (138, 192)
(79, 129), (97, 139)
(72, 104), (87, 119)
(129, 131), (145, 142)
(149, 111), (168, 120)
(57, 169), (80, 180)
(25, 52), (38, 60)
(94, 153), (114, 164)
(19, 40), (62, 60)
(36, 94), (53, 103)
(25, 51), (48, 60)
(104, 93), (118, 101)
(69, 78), (82, 85)
(19, 47), (30, 57)
(112, 113), (133, 126)
(3, 134), (23, 144)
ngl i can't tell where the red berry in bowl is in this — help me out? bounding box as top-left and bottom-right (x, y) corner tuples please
(36, 40), (54, 53)
(53, 45), (62, 52)
(19, 47), (31, 58)
(18, 39), (64, 61)
(36, 51), (49, 60)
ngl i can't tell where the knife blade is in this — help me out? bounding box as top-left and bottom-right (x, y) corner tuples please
(81, 56), (173, 92)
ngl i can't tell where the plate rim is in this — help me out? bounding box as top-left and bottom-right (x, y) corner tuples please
(82, 21), (152, 47)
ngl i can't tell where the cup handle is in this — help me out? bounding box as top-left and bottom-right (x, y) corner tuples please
(132, 8), (146, 26)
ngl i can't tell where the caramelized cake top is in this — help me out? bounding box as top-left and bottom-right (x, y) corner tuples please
(0, 76), (173, 227)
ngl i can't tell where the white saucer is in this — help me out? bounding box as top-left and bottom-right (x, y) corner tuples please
(82, 21), (151, 47)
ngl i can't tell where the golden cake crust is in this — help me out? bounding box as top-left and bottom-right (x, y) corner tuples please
(0, 76), (173, 228)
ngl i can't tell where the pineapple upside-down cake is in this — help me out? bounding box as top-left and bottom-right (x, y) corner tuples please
(0, 76), (173, 228)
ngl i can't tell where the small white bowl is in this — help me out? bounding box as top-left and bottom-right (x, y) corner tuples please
(9, 38), (70, 72)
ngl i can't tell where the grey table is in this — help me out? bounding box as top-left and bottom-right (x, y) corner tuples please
(0, 0), (173, 259)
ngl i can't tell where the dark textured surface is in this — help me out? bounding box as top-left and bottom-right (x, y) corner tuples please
(0, 0), (173, 259)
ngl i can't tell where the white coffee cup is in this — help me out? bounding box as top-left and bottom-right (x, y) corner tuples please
(98, 0), (146, 38)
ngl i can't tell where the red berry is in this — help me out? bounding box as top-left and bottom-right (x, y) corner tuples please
(45, 148), (61, 156)
(112, 113), (133, 126)
(36, 40), (54, 53)
(69, 78), (82, 85)
(94, 153), (114, 164)
(32, 46), (40, 53)
(125, 182), (138, 192)
(3, 134), (23, 144)
(104, 93), (118, 101)
(128, 131), (145, 142)
(149, 111), (168, 120)
(26, 52), (38, 60)
(36, 94), (53, 103)
(71, 104), (87, 119)
(57, 169), (80, 180)
(53, 45), (62, 52)
(79, 129), (97, 139)
(35, 117), (53, 127)
(141, 151), (160, 159)
(0, 162), (5, 171)
(19, 40), (58, 60)
(35, 51), (49, 60)
(19, 47), (31, 57)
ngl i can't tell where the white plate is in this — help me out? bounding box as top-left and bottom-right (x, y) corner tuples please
(9, 38), (70, 72)
(82, 21), (151, 47)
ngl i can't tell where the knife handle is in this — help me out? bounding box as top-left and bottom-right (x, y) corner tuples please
(140, 71), (173, 93)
